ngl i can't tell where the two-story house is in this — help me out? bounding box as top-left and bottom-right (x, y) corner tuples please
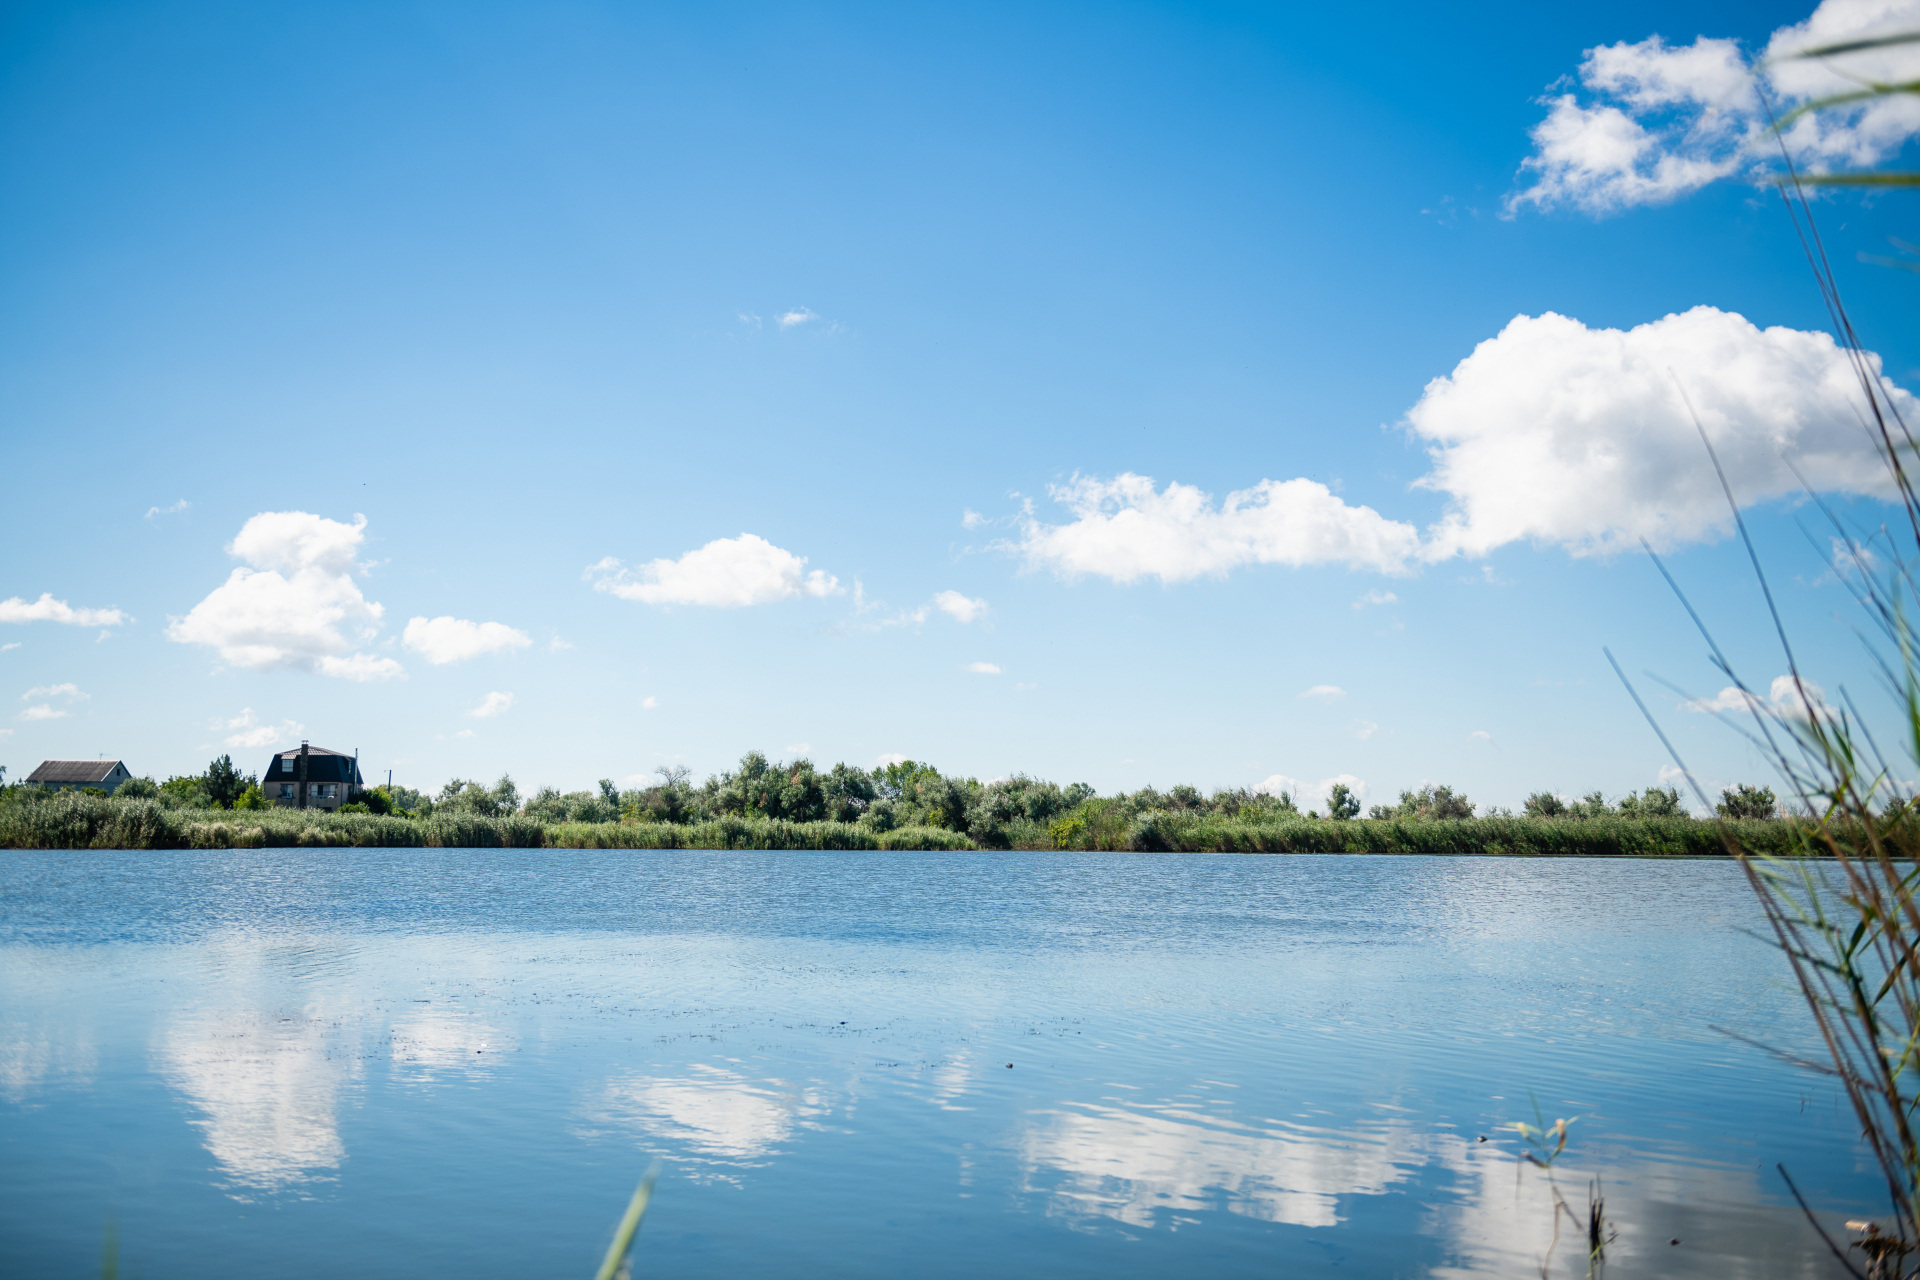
(265, 741), (364, 811)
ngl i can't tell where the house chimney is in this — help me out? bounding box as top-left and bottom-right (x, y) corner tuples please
(298, 739), (310, 810)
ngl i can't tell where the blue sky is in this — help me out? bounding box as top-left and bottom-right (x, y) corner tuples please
(2, 0), (1916, 811)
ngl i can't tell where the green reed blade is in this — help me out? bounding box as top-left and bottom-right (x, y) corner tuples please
(593, 1164), (660, 1280)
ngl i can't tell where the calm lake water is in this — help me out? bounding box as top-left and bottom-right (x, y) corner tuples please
(0, 849), (1876, 1278)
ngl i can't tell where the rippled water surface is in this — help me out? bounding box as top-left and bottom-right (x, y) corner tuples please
(0, 850), (1877, 1277)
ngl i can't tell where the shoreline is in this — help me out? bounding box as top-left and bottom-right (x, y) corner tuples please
(0, 793), (1797, 856)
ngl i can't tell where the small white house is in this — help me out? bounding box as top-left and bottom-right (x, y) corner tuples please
(28, 759), (133, 793)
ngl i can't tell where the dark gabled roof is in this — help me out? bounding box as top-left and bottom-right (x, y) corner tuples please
(28, 759), (126, 784)
(264, 746), (363, 786)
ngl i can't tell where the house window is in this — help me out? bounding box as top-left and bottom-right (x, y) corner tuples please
(279, 784), (294, 799)
(281, 758), (293, 773)
(316, 784), (337, 800)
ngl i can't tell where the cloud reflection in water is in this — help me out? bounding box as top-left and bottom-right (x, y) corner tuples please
(581, 1064), (831, 1181)
(1022, 1101), (1433, 1228)
(157, 1006), (354, 1193)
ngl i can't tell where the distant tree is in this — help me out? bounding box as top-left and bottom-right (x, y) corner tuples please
(1717, 784), (1779, 820)
(1326, 783), (1361, 821)
(1564, 790), (1612, 819)
(116, 776), (160, 800)
(872, 759), (942, 803)
(1616, 787), (1686, 818)
(1382, 785), (1475, 820)
(159, 775), (212, 809)
(860, 798), (900, 832)
(370, 784), (429, 816)
(917, 774), (971, 831)
(823, 763), (878, 822)
(204, 755), (252, 809)
(1167, 784), (1206, 812)
(233, 783), (268, 810)
(1524, 792), (1569, 819)
(436, 775), (521, 817)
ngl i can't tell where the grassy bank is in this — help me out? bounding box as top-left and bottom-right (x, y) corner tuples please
(0, 791), (1803, 855)
(0, 793), (979, 851)
(1102, 811), (1793, 857)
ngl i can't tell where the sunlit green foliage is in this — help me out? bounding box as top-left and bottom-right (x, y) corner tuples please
(1716, 783), (1778, 820)
(1370, 784), (1475, 821)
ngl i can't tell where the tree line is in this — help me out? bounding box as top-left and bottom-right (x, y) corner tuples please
(0, 753), (1786, 849)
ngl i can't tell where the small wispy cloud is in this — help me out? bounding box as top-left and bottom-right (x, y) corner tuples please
(220, 707), (304, 750)
(1353, 719), (1380, 740)
(0, 643), (19, 653)
(145, 498), (190, 520)
(549, 635), (573, 652)
(1469, 729), (1495, 746)
(22, 683), (85, 701)
(785, 742), (811, 755)
(850, 588), (989, 631)
(961, 509), (987, 529)
(0, 594), (126, 627)
(470, 691), (514, 719)
(777, 307), (819, 328)
(874, 753), (909, 767)
(1353, 590), (1397, 610)
(19, 704), (68, 721)
(1298, 684), (1346, 703)
(642, 696), (658, 710)
(965, 661), (1002, 675)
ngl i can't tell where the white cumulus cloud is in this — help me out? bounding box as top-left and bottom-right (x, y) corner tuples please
(1409, 307), (1907, 558)
(1299, 685), (1347, 703)
(931, 591), (987, 623)
(0, 593), (125, 627)
(965, 662), (1002, 675)
(221, 708), (304, 750)
(1688, 673), (1829, 720)
(166, 512), (402, 680)
(1511, 0), (1920, 214)
(1018, 474), (1421, 584)
(586, 534), (841, 608)
(18, 704), (67, 721)
(402, 616), (532, 665)
(1353, 590), (1398, 610)
(642, 696), (659, 710)
(470, 691), (514, 719)
(1012, 304), (1908, 587)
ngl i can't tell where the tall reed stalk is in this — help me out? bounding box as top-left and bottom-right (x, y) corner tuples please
(1618, 53), (1920, 1272)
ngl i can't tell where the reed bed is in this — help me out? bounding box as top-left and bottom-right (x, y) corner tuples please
(0, 790), (1799, 855)
(0, 793), (982, 851)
